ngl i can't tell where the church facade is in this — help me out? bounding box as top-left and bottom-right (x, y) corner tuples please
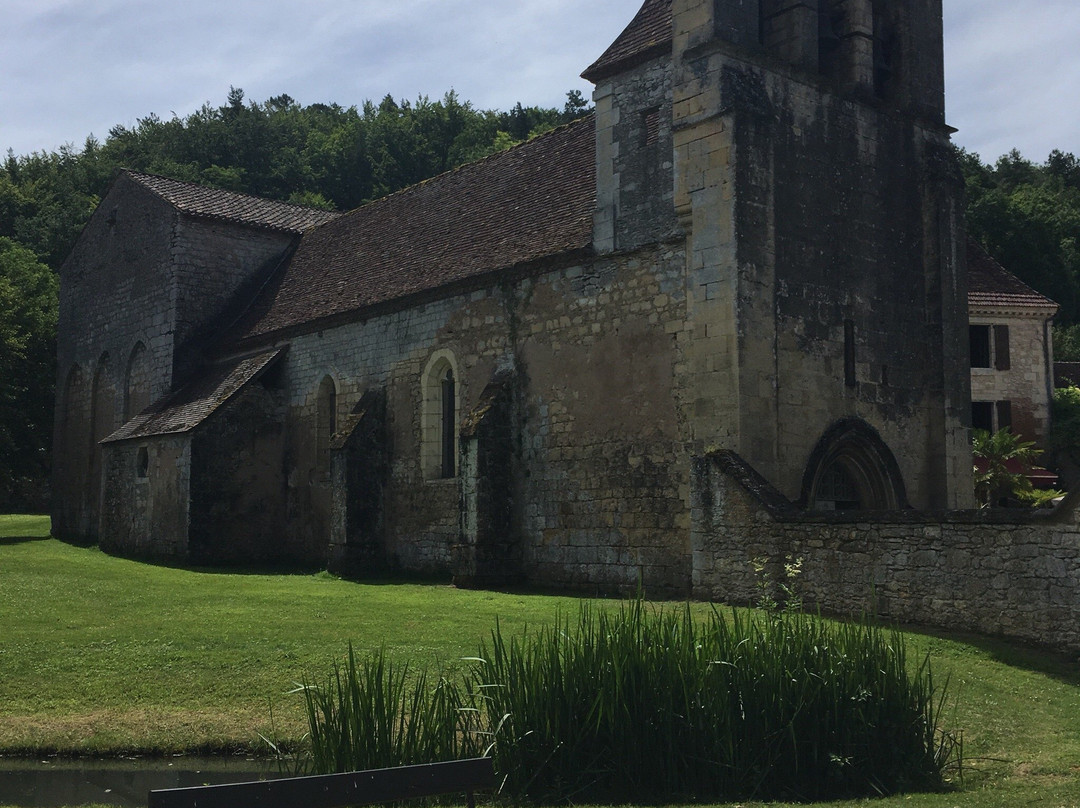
(53, 0), (973, 594)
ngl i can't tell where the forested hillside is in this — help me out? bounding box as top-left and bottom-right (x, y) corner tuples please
(0, 87), (1077, 511)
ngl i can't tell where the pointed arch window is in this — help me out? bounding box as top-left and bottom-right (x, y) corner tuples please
(88, 354), (114, 530)
(90, 354), (114, 454)
(136, 446), (150, 480)
(59, 365), (85, 482)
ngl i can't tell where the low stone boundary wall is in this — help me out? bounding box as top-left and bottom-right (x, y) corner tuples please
(691, 452), (1080, 653)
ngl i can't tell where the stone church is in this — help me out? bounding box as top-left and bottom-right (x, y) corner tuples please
(53, 0), (974, 593)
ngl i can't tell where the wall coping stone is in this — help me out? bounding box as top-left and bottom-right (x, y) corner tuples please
(709, 449), (1080, 527)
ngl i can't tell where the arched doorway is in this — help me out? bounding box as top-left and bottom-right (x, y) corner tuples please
(801, 419), (908, 511)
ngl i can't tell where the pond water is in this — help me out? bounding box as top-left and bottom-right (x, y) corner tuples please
(0, 756), (284, 807)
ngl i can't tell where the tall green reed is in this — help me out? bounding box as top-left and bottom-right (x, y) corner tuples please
(294, 601), (958, 803)
(471, 601), (956, 802)
(295, 645), (482, 774)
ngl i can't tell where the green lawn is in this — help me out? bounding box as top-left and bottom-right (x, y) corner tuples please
(2, 514), (1079, 807)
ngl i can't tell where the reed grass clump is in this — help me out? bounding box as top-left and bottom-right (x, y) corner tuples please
(296, 646), (483, 774)
(296, 600), (958, 803)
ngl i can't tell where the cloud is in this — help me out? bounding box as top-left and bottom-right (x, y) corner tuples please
(944, 0), (1080, 161)
(1, 0), (1075, 161)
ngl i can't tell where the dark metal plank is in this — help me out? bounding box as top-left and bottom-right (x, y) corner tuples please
(148, 758), (495, 808)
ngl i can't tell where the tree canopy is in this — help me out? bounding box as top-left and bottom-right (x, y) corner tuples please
(0, 237), (57, 511)
(2, 88), (589, 271)
(958, 148), (1080, 354)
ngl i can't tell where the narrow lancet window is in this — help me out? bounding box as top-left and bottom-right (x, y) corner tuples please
(844, 319), (856, 387)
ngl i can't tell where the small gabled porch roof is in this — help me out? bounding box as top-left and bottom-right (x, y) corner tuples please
(102, 348), (285, 444)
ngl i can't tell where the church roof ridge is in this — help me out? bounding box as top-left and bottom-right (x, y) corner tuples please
(122, 169), (342, 234)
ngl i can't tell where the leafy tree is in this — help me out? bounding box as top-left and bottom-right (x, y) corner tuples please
(563, 89), (590, 119)
(1047, 149), (1080, 190)
(960, 147), (1080, 324)
(1050, 385), (1080, 466)
(0, 238), (57, 511)
(1054, 323), (1080, 361)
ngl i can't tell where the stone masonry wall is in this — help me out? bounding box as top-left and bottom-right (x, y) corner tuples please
(516, 247), (691, 593)
(54, 174), (297, 543)
(742, 69), (968, 509)
(271, 241), (692, 591)
(592, 53), (679, 254)
(171, 218), (295, 382)
(692, 452), (1080, 652)
(189, 379), (288, 565)
(329, 389), (388, 575)
(54, 179), (179, 541)
(100, 435), (191, 559)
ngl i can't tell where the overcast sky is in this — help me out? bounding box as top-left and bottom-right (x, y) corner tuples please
(2, 0), (1076, 165)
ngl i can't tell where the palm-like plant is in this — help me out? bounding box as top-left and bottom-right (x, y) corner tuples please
(972, 427), (1044, 507)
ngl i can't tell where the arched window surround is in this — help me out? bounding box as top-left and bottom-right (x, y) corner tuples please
(90, 353), (114, 451)
(421, 349), (460, 480)
(59, 364), (86, 475)
(61, 364), (85, 429)
(136, 446), (150, 480)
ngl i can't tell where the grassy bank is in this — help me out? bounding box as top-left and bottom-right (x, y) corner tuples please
(1, 515), (1079, 806)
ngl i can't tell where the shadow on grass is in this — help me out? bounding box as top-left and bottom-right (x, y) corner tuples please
(963, 632), (1080, 685)
(890, 617), (1080, 687)
(38, 534), (1080, 688)
(791, 599), (1080, 688)
(117, 551), (454, 584)
(0, 534), (53, 547)
(121, 556), (329, 578)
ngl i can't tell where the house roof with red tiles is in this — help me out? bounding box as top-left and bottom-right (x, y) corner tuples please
(582, 0), (673, 82)
(230, 115), (597, 344)
(967, 237), (1058, 315)
(103, 348), (285, 442)
(125, 170), (342, 234)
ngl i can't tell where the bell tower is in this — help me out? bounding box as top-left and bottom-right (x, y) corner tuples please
(668, 0), (970, 509)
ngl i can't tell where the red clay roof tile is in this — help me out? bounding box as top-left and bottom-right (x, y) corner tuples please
(967, 237), (1058, 313)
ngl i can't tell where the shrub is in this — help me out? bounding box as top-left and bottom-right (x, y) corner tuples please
(295, 601), (958, 803)
(1051, 385), (1080, 458)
